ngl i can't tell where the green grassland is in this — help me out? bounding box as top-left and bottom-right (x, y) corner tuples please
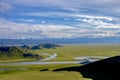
(0, 64), (91, 80)
(0, 44), (120, 62)
(0, 58), (35, 63)
(0, 44), (120, 80)
(0, 71), (91, 80)
(31, 44), (120, 61)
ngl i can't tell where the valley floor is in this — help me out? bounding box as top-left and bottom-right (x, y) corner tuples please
(0, 44), (120, 80)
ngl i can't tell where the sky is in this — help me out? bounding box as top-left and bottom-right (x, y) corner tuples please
(0, 0), (120, 39)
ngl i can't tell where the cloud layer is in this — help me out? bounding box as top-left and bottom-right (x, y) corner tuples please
(0, 2), (12, 12)
(0, 0), (120, 39)
(0, 18), (120, 39)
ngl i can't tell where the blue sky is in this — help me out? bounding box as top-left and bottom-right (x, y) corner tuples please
(0, 0), (120, 39)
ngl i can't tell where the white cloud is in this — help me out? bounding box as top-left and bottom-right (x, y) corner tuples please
(4, 0), (120, 14)
(0, 2), (12, 12)
(1, 0), (120, 39)
(41, 20), (46, 24)
(75, 15), (113, 21)
(80, 18), (120, 29)
(0, 13), (120, 39)
(22, 11), (113, 22)
(0, 19), (77, 39)
(22, 12), (75, 18)
(18, 19), (35, 22)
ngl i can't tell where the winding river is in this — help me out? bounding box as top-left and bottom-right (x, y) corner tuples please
(0, 61), (82, 66)
(0, 56), (109, 66)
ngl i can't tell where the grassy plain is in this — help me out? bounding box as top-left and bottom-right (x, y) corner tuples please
(31, 44), (120, 61)
(0, 58), (35, 63)
(0, 44), (120, 80)
(0, 64), (92, 80)
(0, 44), (120, 62)
(0, 71), (91, 80)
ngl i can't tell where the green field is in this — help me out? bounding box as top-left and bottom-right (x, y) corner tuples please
(1, 44), (120, 62)
(31, 44), (120, 61)
(0, 58), (35, 63)
(0, 44), (120, 80)
(0, 64), (92, 80)
(0, 71), (91, 80)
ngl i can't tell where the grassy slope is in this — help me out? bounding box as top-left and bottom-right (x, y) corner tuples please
(0, 47), (28, 59)
(0, 46), (37, 62)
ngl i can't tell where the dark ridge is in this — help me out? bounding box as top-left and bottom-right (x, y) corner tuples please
(53, 56), (120, 80)
(21, 43), (62, 50)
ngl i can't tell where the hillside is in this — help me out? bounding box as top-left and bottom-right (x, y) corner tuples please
(0, 46), (41, 59)
(0, 43), (61, 59)
(0, 46), (24, 58)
